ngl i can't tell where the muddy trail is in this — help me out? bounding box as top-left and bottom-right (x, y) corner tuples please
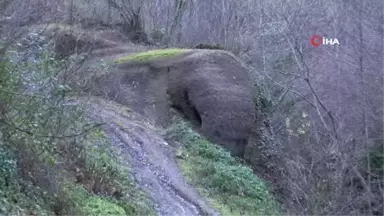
(69, 96), (219, 216)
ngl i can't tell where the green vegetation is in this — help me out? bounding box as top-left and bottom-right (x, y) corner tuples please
(166, 119), (281, 216)
(0, 46), (154, 215)
(367, 143), (384, 177)
(115, 48), (190, 63)
(0, 146), (52, 215)
(84, 196), (126, 215)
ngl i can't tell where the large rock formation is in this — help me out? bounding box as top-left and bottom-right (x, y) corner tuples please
(42, 24), (256, 157)
(97, 50), (255, 157)
(165, 51), (255, 157)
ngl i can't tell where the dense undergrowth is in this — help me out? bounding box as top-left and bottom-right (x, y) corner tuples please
(0, 37), (154, 215)
(166, 118), (281, 216)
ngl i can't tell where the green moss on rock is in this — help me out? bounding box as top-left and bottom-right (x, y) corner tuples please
(115, 48), (190, 64)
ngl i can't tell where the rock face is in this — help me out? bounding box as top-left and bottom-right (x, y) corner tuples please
(91, 50), (255, 157)
(45, 24), (255, 157)
(166, 51), (255, 157)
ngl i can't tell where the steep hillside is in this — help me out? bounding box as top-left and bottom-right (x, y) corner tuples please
(0, 23), (280, 216)
(2, 0), (383, 215)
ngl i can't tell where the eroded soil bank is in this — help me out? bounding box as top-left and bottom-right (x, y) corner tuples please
(67, 96), (219, 216)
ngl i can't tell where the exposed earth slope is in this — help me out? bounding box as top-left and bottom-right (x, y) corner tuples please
(69, 96), (219, 216)
(26, 23), (273, 216)
(34, 24), (256, 157)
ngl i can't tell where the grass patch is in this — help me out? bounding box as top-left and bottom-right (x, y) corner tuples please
(166, 119), (280, 216)
(85, 196), (126, 215)
(115, 48), (190, 64)
(76, 128), (156, 216)
(63, 183), (126, 216)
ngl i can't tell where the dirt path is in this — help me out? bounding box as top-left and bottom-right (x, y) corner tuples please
(68, 96), (219, 216)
